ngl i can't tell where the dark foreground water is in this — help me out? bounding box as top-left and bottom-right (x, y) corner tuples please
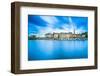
(28, 40), (88, 61)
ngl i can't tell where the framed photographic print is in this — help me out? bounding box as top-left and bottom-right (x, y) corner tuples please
(11, 2), (98, 74)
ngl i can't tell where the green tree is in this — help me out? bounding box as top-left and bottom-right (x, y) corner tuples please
(28, 35), (37, 40)
(81, 32), (88, 38)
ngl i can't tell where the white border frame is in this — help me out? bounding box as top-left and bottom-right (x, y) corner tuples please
(20, 6), (95, 70)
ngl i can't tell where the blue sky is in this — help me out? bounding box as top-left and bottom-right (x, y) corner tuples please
(28, 15), (88, 36)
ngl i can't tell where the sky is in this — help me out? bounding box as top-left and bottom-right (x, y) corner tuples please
(28, 15), (88, 37)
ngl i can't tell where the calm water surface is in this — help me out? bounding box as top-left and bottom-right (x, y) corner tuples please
(28, 40), (88, 61)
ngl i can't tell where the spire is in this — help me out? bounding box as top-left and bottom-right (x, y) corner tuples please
(74, 28), (75, 34)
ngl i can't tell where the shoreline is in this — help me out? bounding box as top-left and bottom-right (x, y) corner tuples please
(28, 38), (88, 41)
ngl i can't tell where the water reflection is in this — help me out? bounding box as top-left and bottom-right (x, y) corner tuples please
(28, 40), (88, 61)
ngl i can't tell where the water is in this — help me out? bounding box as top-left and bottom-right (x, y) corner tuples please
(28, 40), (88, 61)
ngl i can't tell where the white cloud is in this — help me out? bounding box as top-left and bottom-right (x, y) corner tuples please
(40, 16), (58, 25)
(33, 17), (86, 36)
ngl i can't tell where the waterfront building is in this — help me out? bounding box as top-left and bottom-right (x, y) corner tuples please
(58, 32), (73, 39)
(81, 34), (86, 38)
(45, 33), (53, 38)
(53, 33), (59, 39)
(44, 29), (87, 40)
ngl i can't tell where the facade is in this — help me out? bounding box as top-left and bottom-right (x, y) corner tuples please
(59, 32), (73, 39)
(53, 33), (59, 39)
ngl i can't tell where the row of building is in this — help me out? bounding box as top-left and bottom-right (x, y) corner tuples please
(28, 29), (87, 40)
(45, 32), (86, 40)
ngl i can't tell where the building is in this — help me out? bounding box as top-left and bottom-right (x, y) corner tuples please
(58, 32), (73, 40)
(53, 33), (59, 39)
(28, 29), (87, 40)
(45, 33), (81, 40)
(45, 33), (53, 38)
(81, 34), (86, 38)
(45, 29), (87, 40)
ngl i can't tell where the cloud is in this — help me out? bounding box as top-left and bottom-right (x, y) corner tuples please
(32, 23), (86, 36)
(29, 16), (87, 36)
(39, 16), (58, 25)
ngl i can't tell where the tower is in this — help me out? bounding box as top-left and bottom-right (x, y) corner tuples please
(73, 28), (75, 34)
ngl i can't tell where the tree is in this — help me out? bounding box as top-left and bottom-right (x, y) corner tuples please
(28, 35), (37, 40)
(81, 32), (88, 38)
